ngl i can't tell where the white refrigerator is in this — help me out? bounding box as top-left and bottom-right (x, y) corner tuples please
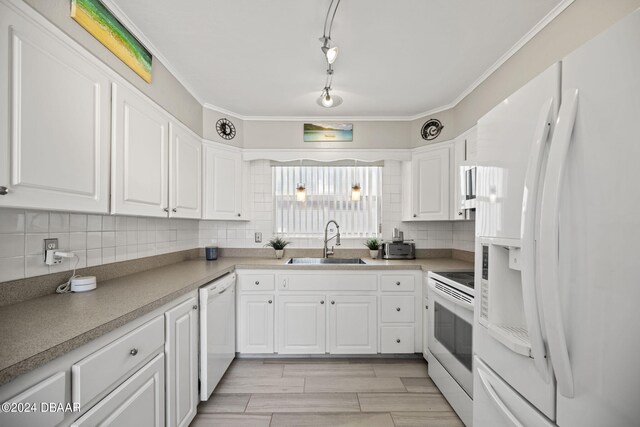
(473, 8), (640, 427)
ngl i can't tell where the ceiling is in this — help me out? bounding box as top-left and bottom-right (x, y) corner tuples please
(108, 0), (566, 119)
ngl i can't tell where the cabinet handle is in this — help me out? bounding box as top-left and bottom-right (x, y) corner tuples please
(255, 280), (260, 285)
(396, 307), (401, 312)
(396, 281), (401, 286)
(193, 305), (198, 310)
(237, 213), (241, 217)
(458, 211), (463, 216)
(320, 300), (325, 304)
(331, 301), (335, 305)
(172, 208), (177, 213)
(0, 186), (8, 195)
(413, 214), (417, 218)
(163, 208), (169, 212)
(396, 339), (401, 343)
(130, 348), (139, 356)
(425, 305), (428, 309)
(268, 300), (272, 304)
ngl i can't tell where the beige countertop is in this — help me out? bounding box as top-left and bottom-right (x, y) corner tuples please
(0, 256), (472, 386)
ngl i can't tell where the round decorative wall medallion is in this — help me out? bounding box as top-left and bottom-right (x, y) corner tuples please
(216, 118), (236, 140)
(421, 119), (444, 141)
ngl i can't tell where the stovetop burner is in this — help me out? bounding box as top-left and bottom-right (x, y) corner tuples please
(433, 271), (475, 290)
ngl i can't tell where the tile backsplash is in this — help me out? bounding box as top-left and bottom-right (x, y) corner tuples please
(0, 161), (476, 282)
(0, 208), (199, 282)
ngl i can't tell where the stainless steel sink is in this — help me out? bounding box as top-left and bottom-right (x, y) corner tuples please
(286, 258), (367, 265)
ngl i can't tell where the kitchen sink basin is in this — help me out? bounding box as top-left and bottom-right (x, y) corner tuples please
(286, 258), (367, 265)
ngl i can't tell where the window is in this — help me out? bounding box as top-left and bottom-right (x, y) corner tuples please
(272, 164), (382, 237)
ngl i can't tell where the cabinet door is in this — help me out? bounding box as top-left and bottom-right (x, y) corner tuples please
(277, 295), (326, 354)
(165, 298), (198, 427)
(203, 143), (244, 220)
(0, 5), (110, 212)
(412, 146), (451, 220)
(239, 294), (274, 353)
(169, 122), (201, 219)
(328, 296), (377, 354)
(0, 372), (67, 427)
(72, 353), (164, 427)
(452, 138), (466, 221)
(111, 83), (169, 217)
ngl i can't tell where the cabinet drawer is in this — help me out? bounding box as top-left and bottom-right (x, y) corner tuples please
(72, 353), (164, 427)
(380, 327), (415, 353)
(381, 296), (415, 323)
(238, 274), (275, 291)
(72, 316), (164, 407)
(381, 275), (415, 291)
(0, 372), (67, 427)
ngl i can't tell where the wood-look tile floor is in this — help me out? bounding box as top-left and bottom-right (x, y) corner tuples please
(191, 358), (463, 427)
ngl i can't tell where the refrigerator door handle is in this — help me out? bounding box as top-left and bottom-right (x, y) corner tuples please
(478, 366), (525, 427)
(539, 88), (579, 398)
(520, 98), (554, 382)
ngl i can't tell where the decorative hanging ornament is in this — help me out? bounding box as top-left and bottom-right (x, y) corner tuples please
(420, 119), (444, 141)
(216, 118), (236, 140)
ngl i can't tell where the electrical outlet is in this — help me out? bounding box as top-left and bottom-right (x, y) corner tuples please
(44, 238), (58, 251)
(255, 232), (262, 243)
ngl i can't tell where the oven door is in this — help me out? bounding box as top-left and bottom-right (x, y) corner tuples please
(428, 279), (474, 397)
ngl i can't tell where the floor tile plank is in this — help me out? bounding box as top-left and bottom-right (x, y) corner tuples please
(190, 413), (271, 427)
(283, 364), (375, 377)
(358, 393), (453, 412)
(305, 377), (406, 393)
(225, 363), (284, 378)
(372, 363), (429, 378)
(246, 393), (360, 413)
(391, 411), (465, 427)
(270, 413), (395, 427)
(214, 377), (304, 394)
(197, 394), (250, 413)
(400, 377), (440, 393)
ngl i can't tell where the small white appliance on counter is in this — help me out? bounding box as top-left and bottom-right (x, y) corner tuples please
(427, 271), (475, 426)
(199, 273), (236, 400)
(474, 9), (640, 427)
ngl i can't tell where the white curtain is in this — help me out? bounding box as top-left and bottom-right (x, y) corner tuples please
(272, 165), (382, 237)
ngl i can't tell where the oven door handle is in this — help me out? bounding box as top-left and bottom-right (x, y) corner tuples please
(428, 282), (473, 311)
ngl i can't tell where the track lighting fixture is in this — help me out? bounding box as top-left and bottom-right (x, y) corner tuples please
(317, 0), (342, 108)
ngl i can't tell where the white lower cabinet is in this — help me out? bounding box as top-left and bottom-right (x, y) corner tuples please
(380, 327), (415, 353)
(328, 295), (377, 354)
(277, 295), (326, 354)
(0, 372), (67, 427)
(239, 294), (274, 353)
(165, 298), (198, 427)
(71, 354), (165, 427)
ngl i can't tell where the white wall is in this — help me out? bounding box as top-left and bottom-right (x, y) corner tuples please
(0, 208), (199, 282)
(199, 160), (475, 250)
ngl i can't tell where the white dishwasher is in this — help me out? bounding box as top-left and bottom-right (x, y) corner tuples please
(199, 273), (236, 400)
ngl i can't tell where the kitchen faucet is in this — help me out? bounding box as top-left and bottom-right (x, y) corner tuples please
(323, 220), (341, 258)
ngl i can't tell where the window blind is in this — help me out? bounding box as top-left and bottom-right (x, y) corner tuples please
(272, 165), (382, 237)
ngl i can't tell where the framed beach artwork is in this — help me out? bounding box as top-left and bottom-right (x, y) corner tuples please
(71, 0), (153, 83)
(303, 123), (353, 142)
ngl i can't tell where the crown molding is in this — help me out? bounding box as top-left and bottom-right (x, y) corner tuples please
(85, 0), (573, 122)
(99, 0), (205, 105)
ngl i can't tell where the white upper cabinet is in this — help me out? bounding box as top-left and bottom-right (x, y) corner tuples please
(203, 142), (247, 220)
(169, 122), (202, 219)
(403, 143), (452, 221)
(0, 4), (111, 213)
(111, 83), (169, 217)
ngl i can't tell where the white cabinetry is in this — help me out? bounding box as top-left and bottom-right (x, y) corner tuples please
(0, 372), (67, 426)
(0, 3), (111, 213)
(239, 294), (275, 353)
(169, 123), (202, 219)
(165, 298), (198, 427)
(403, 143), (452, 221)
(203, 141), (248, 220)
(71, 354), (165, 427)
(277, 295), (326, 354)
(328, 295), (377, 354)
(111, 83), (169, 218)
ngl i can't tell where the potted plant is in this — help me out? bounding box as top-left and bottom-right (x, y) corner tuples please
(265, 236), (291, 259)
(364, 238), (380, 259)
